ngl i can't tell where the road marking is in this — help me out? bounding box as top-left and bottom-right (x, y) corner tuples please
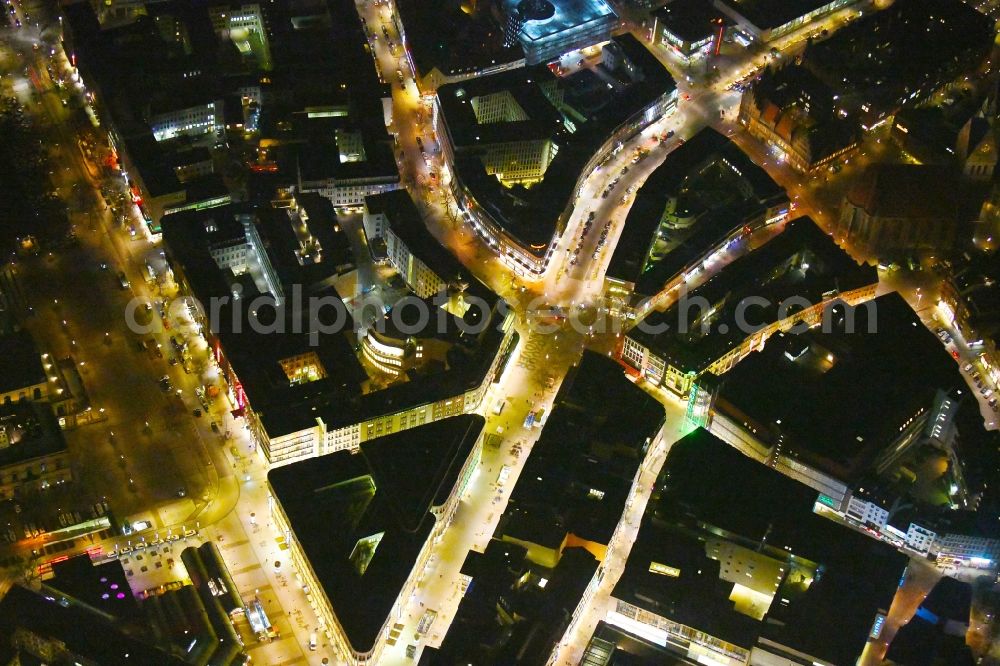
(220, 538), (249, 550)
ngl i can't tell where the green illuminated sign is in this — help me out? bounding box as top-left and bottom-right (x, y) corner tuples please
(685, 375), (709, 428)
(818, 494), (838, 508)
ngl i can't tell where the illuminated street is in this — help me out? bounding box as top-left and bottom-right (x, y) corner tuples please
(0, 0), (998, 664)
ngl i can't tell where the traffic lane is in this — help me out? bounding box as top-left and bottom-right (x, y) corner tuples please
(10, 136), (217, 518)
(550, 125), (687, 293)
(1, 23), (230, 541)
(18, 251), (195, 510)
(389, 332), (582, 661)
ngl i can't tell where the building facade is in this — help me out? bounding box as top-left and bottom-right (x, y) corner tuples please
(932, 533), (1000, 567)
(244, 311), (517, 466)
(739, 75), (858, 174)
(150, 101), (225, 143)
(715, 0), (858, 43)
(268, 424), (484, 665)
(622, 281), (878, 398)
(384, 228), (450, 299)
(443, 82), (678, 278)
(296, 174), (399, 212)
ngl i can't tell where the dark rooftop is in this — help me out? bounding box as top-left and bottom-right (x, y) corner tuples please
(294, 138), (398, 185)
(716, 0), (838, 31)
(47, 555), (138, 619)
(429, 540), (599, 665)
(439, 34), (676, 254)
(169, 146), (212, 169)
(0, 330), (44, 396)
(267, 414), (484, 653)
(61, 2), (226, 149)
(846, 164), (983, 222)
(886, 616), (975, 666)
(261, 0), (393, 139)
(123, 133), (184, 199)
(614, 428), (907, 665)
(396, 0), (523, 78)
(715, 292), (966, 484)
(0, 402), (67, 469)
(500, 352), (665, 548)
(296, 192), (354, 270)
(607, 128), (785, 294)
(629, 216), (876, 375)
(802, 0), (993, 121)
(920, 576), (972, 626)
(653, 0), (725, 43)
(0, 585), (184, 665)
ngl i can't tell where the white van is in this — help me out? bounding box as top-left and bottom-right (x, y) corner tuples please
(309, 633), (317, 651)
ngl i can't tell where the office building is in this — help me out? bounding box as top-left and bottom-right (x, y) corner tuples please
(496, 352), (665, 568)
(162, 203), (517, 466)
(0, 330), (49, 406)
(437, 34), (677, 277)
(208, 3), (272, 71)
(396, 0), (526, 86)
(886, 577), (975, 666)
(499, 0), (618, 65)
(61, 3), (235, 235)
(0, 330), (81, 419)
(938, 253), (1000, 390)
(0, 582), (185, 665)
(268, 415), (485, 665)
(171, 146), (215, 183)
(365, 191), (469, 299)
(891, 105), (997, 177)
(150, 99), (225, 143)
(294, 137), (400, 212)
(9, 550), (249, 664)
(621, 217), (877, 400)
(425, 353), (664, 663)
(650, 0), (726, 61)
(715, 0), (857, 44)
(800, 0), (993, 128)
(604, 128), (788, 316)
(240, 0), (399, 210)
(709, 292), (980, 505)
(602, 428), (907, 666)
(423, 539), (599, 665)
(933, 532), (1000, 567)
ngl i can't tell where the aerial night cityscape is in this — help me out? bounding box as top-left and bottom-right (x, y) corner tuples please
(3, 0), (1000, 665)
